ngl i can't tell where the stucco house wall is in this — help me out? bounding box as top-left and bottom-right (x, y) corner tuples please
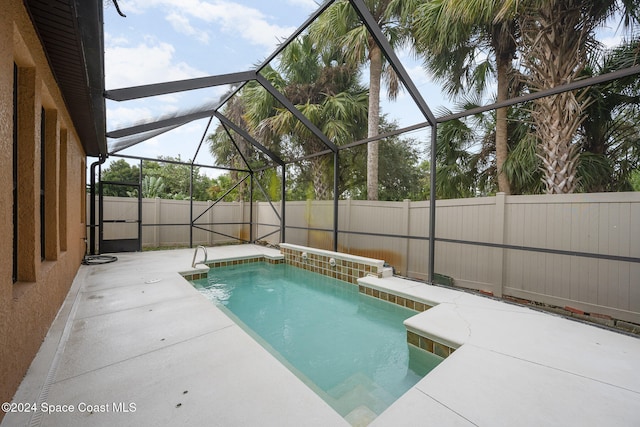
(0, 0), (89, 410)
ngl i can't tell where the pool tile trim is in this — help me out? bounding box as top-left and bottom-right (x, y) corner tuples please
(358, 284), (433, 312)
(280, 243), (388, 285)
(180, 254), (284, 281)
(406, 330), (456, 358)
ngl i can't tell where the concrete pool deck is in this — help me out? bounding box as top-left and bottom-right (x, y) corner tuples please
(3, 245), (639, 426)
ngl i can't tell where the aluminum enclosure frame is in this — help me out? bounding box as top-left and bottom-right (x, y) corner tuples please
(96, 0), (640, 284)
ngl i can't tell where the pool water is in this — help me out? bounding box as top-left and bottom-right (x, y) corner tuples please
(191, 262), (441, 423)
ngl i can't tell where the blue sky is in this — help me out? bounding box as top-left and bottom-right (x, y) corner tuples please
(102, 1), (626, 177)
(102, 0), (448, 175)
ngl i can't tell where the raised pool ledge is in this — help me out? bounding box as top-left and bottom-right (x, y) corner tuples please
(280, 243), (392, 284)
(358, 274), (467, 359)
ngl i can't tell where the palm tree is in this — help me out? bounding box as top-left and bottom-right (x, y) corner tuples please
(208, 95), (256, 201)
(409, 0), (519, 195)
(337, 117), (425, 200)
(212, 35), (368, 200)
(509, 0), (639, 193)
(578, 37), (640, 192)
(433, 109), (477, 198)
(257, 36), (369, 199)
(310, 0), (414, 200)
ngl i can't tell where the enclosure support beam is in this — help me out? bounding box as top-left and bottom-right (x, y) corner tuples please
(256, 74), (337, 152)
(215, 112), (285, 166)
(107, 108), (220, 139)
(257, 0), (337, 72)
(250, 172), (254, 243)
(281, 166), (286, 244)
(428, 125), (437, 283)
(189, 164), (194, 248)
(138, 159), (143, 251)
(333, 151), (339, 252)
(104, 71), (256, 101)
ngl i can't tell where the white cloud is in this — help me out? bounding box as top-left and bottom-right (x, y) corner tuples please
(105, 38), (206, 88)
(106, 106), (155, 130)
(166, 12), (210, 44)
(123, 0), (297, 50)
(105, 32), (130, 47)
(186, 1), (297, 50)
(285, 0), (319, 10)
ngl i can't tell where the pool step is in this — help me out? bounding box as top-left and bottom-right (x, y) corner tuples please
(344, 405), (378, 427)
(327, 372), (395, 421)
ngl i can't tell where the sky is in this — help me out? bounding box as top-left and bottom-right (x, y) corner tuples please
(102, 1), (627, 178)
(102, 0), (449, 176)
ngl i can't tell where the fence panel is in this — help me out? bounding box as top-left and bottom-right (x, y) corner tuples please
(94, 192), (640, 323)
(342, 200), (408, 271)
(256, 201), (283, 246)
(503, 193), (640, 320)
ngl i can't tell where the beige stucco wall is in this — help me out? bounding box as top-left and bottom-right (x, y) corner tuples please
(0, 0), (88, 412)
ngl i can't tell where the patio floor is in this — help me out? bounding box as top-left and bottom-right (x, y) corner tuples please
(3, 244), (639, 427)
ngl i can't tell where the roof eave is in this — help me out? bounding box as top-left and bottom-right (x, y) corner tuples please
(24, 0), (107, 157)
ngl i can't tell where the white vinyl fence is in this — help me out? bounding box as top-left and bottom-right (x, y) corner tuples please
(89, 196), (251, 249)
(92, 192), (640, 323)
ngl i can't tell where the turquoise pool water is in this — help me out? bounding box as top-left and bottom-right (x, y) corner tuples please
(191, 262), (441, 422)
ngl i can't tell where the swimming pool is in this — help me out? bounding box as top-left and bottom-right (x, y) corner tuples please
(191, 262), (442, 424)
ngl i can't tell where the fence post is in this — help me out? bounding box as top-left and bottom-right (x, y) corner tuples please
(306, 199), (312, 247)
(344, 198), (352, 253)
(208, 200), (214, 246)
(494, 192), (507, 297)
(403, 199), (411, 276)
(238, 200), (243, 243)
(251, 200), (260, 243)
(154, 197), (161, 248)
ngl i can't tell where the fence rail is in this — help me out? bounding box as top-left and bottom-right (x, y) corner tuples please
(91, 192), (640, 323)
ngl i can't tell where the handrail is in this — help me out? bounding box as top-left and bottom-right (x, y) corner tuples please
(191, 245), (208, 268)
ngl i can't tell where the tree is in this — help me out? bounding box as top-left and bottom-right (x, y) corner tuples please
(411, 1), (639, 195)
(631, 169), (640, 191)
(143, 156), (212, 200)
(500, 109), (544, 195)
(310, 0), (413, 200)
(208, 95), (255, 201)
(510, 0), (639, 194)
(432, 110), (477, 199)
(338, 117), (424, 200)
(577, 37), (640, 192)
(100, 159), (139, 197)
(206, 174), (241, 202)
(409, 0), (519, 194)
(101, 157), (214, 201)
(235, 35), (368, 200)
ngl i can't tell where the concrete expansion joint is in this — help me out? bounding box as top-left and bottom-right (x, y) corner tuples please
(480, 345), (639, 394)
(75, 294), (199, 320)
(421, 392), (480, 427)
(54, 327), (232, 385)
